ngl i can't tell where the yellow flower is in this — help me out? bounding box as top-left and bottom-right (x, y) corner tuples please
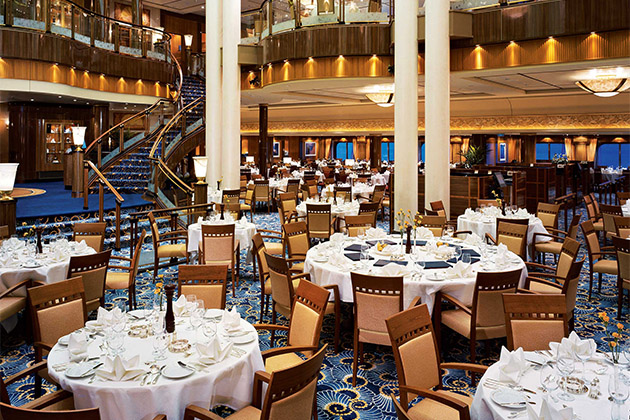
(158, 274), (164, 278)
(22, 222), (27, 226)
(610, 341), (617, 348)
(617, 323), (624, 330)
(156, 282), (163, 289)
(603, 315), (610, 323)
(612, 332), (620, 338)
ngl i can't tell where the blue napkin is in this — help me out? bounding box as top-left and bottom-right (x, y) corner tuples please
(423, 261), (452, 269)
(344, 244), (364, 252)
(373, 259), (408, 267)
(345, 253), (374, 262)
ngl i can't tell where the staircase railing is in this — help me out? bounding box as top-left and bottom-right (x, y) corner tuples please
(84, 161), (125, 250)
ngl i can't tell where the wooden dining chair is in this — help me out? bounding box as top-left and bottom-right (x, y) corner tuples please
(386, 303), (486, 420)
(477, 199), (500, 207)
(264, 252), (340, 352)
(503, 293), (569, 351)
(200, 224), (240, 297)
(0, 403), (166, 420)
(612, 236), (630, 320)
(240, 184), (255, 221)
(221, 189), (241, 206)
(581, 220), (618, 299)
(344, 214), (374, 237)
(420, 215), (447, 237)
(27, 276), (87, 396)
(282, 178), (301, 198)
(252, 233), (276, 322)
(305, 203), (337, 240)
(600, 204), (624, 241)
(584, 193), (604, 234)
(148, 211), (188, 282)
(430, 200), (447, 218)
(486, 219), (529, 260)
(300, 180), (319, 200)
(614, 216), (630, 237)
(525, 237), (581, 291)
(105, 231), (145, 310)
(334, 185), (352, 202)
(350, 272), (404, 386)
(255, 280), (330, 372)
(254, 180), (272, 212)
(434, 269), (522, 385)
(72, 222), (107, 252)
(67, 249), (111, 313)
(282, 221), (311, 273)
(0, 279), (32, 331)
(358, 201), (379, 228)
(617, 191), (630, 206)
(183, 345), (327, 420)
(536, 202), (561, 231)
(178, 264), (228, 310)
(277, 192), (300, 224)
(534, 213), (581, 264)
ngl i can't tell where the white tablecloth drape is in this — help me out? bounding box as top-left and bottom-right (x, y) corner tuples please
(187, 222), (257, 255)
(48, 314), (264, 420)
(296, 201), (360, 219)
(457, 215), (550, 246)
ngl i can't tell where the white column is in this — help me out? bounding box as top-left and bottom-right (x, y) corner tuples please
(221, 0), (241, 189)
(205, 0), (222, 186)
(394, 0), (419, 222)
(424, 0), (451, 215)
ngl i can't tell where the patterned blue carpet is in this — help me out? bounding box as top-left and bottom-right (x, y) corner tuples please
(1, 207), (628, 420)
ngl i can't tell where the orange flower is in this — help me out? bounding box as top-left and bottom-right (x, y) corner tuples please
(610, 341), (617, 348)
(617, 323), (624, 330)
(613, 332), (621, 339)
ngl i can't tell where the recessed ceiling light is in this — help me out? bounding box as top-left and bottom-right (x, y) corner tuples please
(58, 95), (62, 98)
(86, 102), (90, 105)
(73, 99), (77, 102)
(201, 5), (204, 8)
(30, 98), (34, 101)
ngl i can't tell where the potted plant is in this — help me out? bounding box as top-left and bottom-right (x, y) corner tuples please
(458, 145), (488, 169)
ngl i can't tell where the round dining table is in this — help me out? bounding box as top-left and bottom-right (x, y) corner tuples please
(48, 310), (264, 420)
(303, 235), (527, 312)
(471, 350), (625, 420)
(296, 200), (360, 219)
(457, 211), (550, 246)
(187, 219), (257, 259)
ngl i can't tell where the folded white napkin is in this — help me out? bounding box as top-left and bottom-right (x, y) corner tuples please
(75, 240), (88, 253)
(197, 336), (233, 364)
(448, 261), (475, 279)
(434, 245), (453, 259)
(329, 253), (353, 270)
(365, 227), (386, 239)
(96, 355), (144, 382)
(239, 216), (249, 226)
(3, 237), (23, 250)
(515, 208), (530, 218)
(496, 243), (508, 260)
(173, 295), (188, 316)
(50, 247), (68, 262)
(483, 206), (502, 217)
(330, 233), (345, 245)
(463, 232), (483, 247)
(415, 227), (434, 239)
(549, 331), (596, 360)
(222, 306), (242, 332)
(381, 263), (410, 277)
(0, 254), (18, 268)
(94, 306), (123, 328)
(197, 216), (204, 225)
(67, 332), (89, 362)
(497, 346), (527, 384)
(526, 397), (573, 420)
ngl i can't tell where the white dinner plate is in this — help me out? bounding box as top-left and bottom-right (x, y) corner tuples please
(65, 362), (99, 379)
(161, 364), (195, 380)
(57, 334), (71, 346)
(425, 271), (445, 282)
(313, 255), (328, 263)
(21, 262), (42, 268)
(229, 332), (255, 345)
(490, 387), (527, 409)
(205, 309), (223, 319)
(85, 320), (102, 330)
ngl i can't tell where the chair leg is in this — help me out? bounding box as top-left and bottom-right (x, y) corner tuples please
(271, 302), (277, 344)
(470, 338), (477, 387)
(352, 333), (359, 386)
(259, 290), (265, 323)
(618, 281), (624, 321)
(588, 270), (594, 300)
(153, 254), (159, 282)
(334, 306), (340, 353)
(598, 273), (602, 293)
(231, 269), (236, 297)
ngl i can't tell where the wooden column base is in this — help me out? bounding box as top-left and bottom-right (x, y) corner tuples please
(194, 182), (208, 206)
(72, 150), (84, 198)
(0, 199), (17, 235)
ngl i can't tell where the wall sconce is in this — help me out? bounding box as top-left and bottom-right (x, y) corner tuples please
(249, 75), (261, 87)
(192, 156), (207, 183)
(71, 126), (87, 150)
(0, 163), (18, 200)
(184, 34), (193, 48)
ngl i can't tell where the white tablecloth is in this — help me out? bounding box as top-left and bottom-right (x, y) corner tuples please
(622, 202), (630, 217)
(471, 351), (621, 420)
(296, 201), (360, 219)
(457, 215), (550, 246)
(303, 237), (527, 312)
(602, 167), (624, 182)
(187, 221), (257, 254)
(48, 311), (264, 420)
(371, 172), (390, 186)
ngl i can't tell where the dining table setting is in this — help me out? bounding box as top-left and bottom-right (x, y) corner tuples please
(471, 332), (630, 420)
(47, 301), (264, 420)
(187, 214), (257, 259)
(303, 227), (527, 311)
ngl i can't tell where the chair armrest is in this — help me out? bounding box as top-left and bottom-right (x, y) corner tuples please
(152, 416), (167, 420)
(591, 251), (616, 258)
(291, 272), (311, 282)
(262, 345), (319, 360)
(252, 371), (272, 408)
(162, 229), (188, 237)
(26, 389), (73, 410)
(33, 342), (53, 352)
(258, 228), (282, 236)
(439, 293), (472, 315)
(108, 265), (131, 271)
(546, 227), (569, 236)
(253, 324), (290, 332)
(453, 230), (472, 238)
(158, 235), (188, 244)
(533, 232), (566, 243)
(3, 360), (48, 385)
(440, 362), (488, 375)
(408, 296), (422, 308)
(526, 276), (563, 290)
(183, 405), (223, 420)
(399, 385), (470, 415)
(287, 257), (306, 263)
(32, 280), (47, 287)
(525, 262), (555, 272)
(322, 284), (340, 302)
(109, 255), (132, 263)
(0, 278), (31, 299)
(485, 233), (497, 245)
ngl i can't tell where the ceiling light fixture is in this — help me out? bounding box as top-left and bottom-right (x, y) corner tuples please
(366, 91), (394, 108)
(576, 74), (630, 97)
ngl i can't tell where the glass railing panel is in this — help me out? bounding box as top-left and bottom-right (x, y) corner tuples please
(146, 28), (167, 61)
(94, 18), (114, 51)
(301, 0), (340, 26)
(50, 0), (72, 37)
(73, 7), (91, 45)
(240, 11), (260, 44)
(260, 1), (269, 39)
(271, 0), (296, 33)
(120, 26), (143, 56)
(344, 0), (391, 23)
(12, 0), (45, 30)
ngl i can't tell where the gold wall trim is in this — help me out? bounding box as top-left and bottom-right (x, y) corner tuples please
(241, 113), (630, 134)
(0, 58), (170, 98)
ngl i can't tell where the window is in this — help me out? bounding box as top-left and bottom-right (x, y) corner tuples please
(381, 142), (394, 162)
(335, 142), (354, 160)
(597, 143), (630, 168)
(420, 143), (425, 162)
(536, 143), (566, 161)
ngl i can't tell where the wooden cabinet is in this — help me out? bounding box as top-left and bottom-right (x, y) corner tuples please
(38, 120), (80, 172)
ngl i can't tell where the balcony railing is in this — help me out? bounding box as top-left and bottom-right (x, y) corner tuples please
(1, 0), (171, 62)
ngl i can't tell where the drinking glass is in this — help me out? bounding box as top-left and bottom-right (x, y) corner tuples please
(461, 253), (472, 265)
(609, 370), (629, 420)
(360, 244), (371, 270)
(445, 226), (454, 239)
(540, 362), (559, 398)
(152, 331), (169, 361)
(203, 322), (217, 342)
(111, 303), (127, 333)
(186, 294), (198, 317)
(453, 247), (462, 262)
(106, 329), (125, 357)
(556, 355), (576, 401)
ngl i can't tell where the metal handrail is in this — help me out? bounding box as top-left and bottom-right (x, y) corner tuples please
(85, 160), (125, 249)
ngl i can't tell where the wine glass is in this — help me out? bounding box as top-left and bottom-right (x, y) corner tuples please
(461, 253), (472, 265)
(186, 294), (197, 315)
(202, 322), (217, 343)
(106, 329), (125, 357)
(540, 362), (559, 399)
(445, 225), (454, 239)
(608, 370), (629, 420)
(556, 355), (576, 401)
(453, 247), (462, 262)
(152, 331), (169, 361)
(360, 244), (371, 270)
(111, 302), (127, 333)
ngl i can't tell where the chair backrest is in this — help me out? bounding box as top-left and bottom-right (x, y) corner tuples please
(222, 189), (241, 205)
(0, 225), (9, 240)
(244, 184), (255, 205)
(583, 194), (598, 221)
(282, 221), (310, 259)
(386, 303), (441, 406)
(351, 272), (403, 346)
(201, 224), (235, 265)
(358, 202), (379, 227)
(334, 186), (352, 202)
(128, 230), (146, 286)
(147, 211), (161, 243)
(28, 277), (87, 349)
(178, 264), (228, 309)
(429, 200), (446, 218)
(617, 191), (630, 206)
(277, 192), (297, 224)
(287, 280), (330, 350)
(261, 345), (327, 420)
(251, 233), (270, 284)
(567, 213), (581, 239)
(264, 252), (295, 315)
(344, 214), (374, 237)
(614, 216), (630, 238)
(305, 204), (332, 238)
(0, 403), (101, 420)
(421, 215), (447, 237)
(254, 180), (270, 201)
(72, 222), (107, 252)
(478, 199), (499, 207)
(471, 269), (521, 330)
(580, 219), (601, 257)
(589, 193), (601, 217)
(612, 236), (630, 283)
(555, 237), (581, 279)
(66, 250), (111, 311)
(495, 219), (528, 259)
(224, 203), (241, 220)
(285, 178), (300, 195)
(503, 293), (568, 351)
(559, 258), (585, 316)
(600, 204), (623, 236)
(370, 184), (386, 203)
(536, 203), (561, 230)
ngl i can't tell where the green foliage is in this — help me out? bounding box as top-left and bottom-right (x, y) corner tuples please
(458, 145), (488, 169)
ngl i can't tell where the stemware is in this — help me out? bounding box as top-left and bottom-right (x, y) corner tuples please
(539, 362), (559, 400)
(152, 331), (169, 361)
(111, 302), (127, 333)
(461, 253), (472, 265)
(453, 247), (462, 262)
(556, 355), (576, 401)
(608, 369), (629, 420)
(360, 244), (371, 270)
(105, 329), (125, 357)
(444, 225), (454, 240)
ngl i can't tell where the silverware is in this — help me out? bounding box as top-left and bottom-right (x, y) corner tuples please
(178, 361), (196, 371)
(151, 366), (164, 384)
(484, 378), (537, 395)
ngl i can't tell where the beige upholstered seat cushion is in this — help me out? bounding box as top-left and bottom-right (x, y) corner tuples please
(265, 352), (304, 373)
(407, 390), (473, 420)
(441, 309), (506, 340)
(105, 271), (130, 289)
(592, 221), (604, 231)
(0, 296), (26, 322)
(240, 204), (252, 211)
(593, 259), (618, 275)
(324, 302), (336, 315)
(157, 243), (187, 258)
(265, 242), (283, 255)
(290, 262), (305, 272)
(226, 405), (262, 420)
(534, 241), (563, 255)
(528, 281), (562, 294)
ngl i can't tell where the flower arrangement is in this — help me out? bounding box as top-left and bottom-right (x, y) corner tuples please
(21, 222), (35, 238)
(394, 209), (423, 232)
(551, 153), (568, 165)
(598, 311), (625, 363)
(491, 190), (502, 208)
(217, 177), (223, 190)
(154, 275), (165, 311)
